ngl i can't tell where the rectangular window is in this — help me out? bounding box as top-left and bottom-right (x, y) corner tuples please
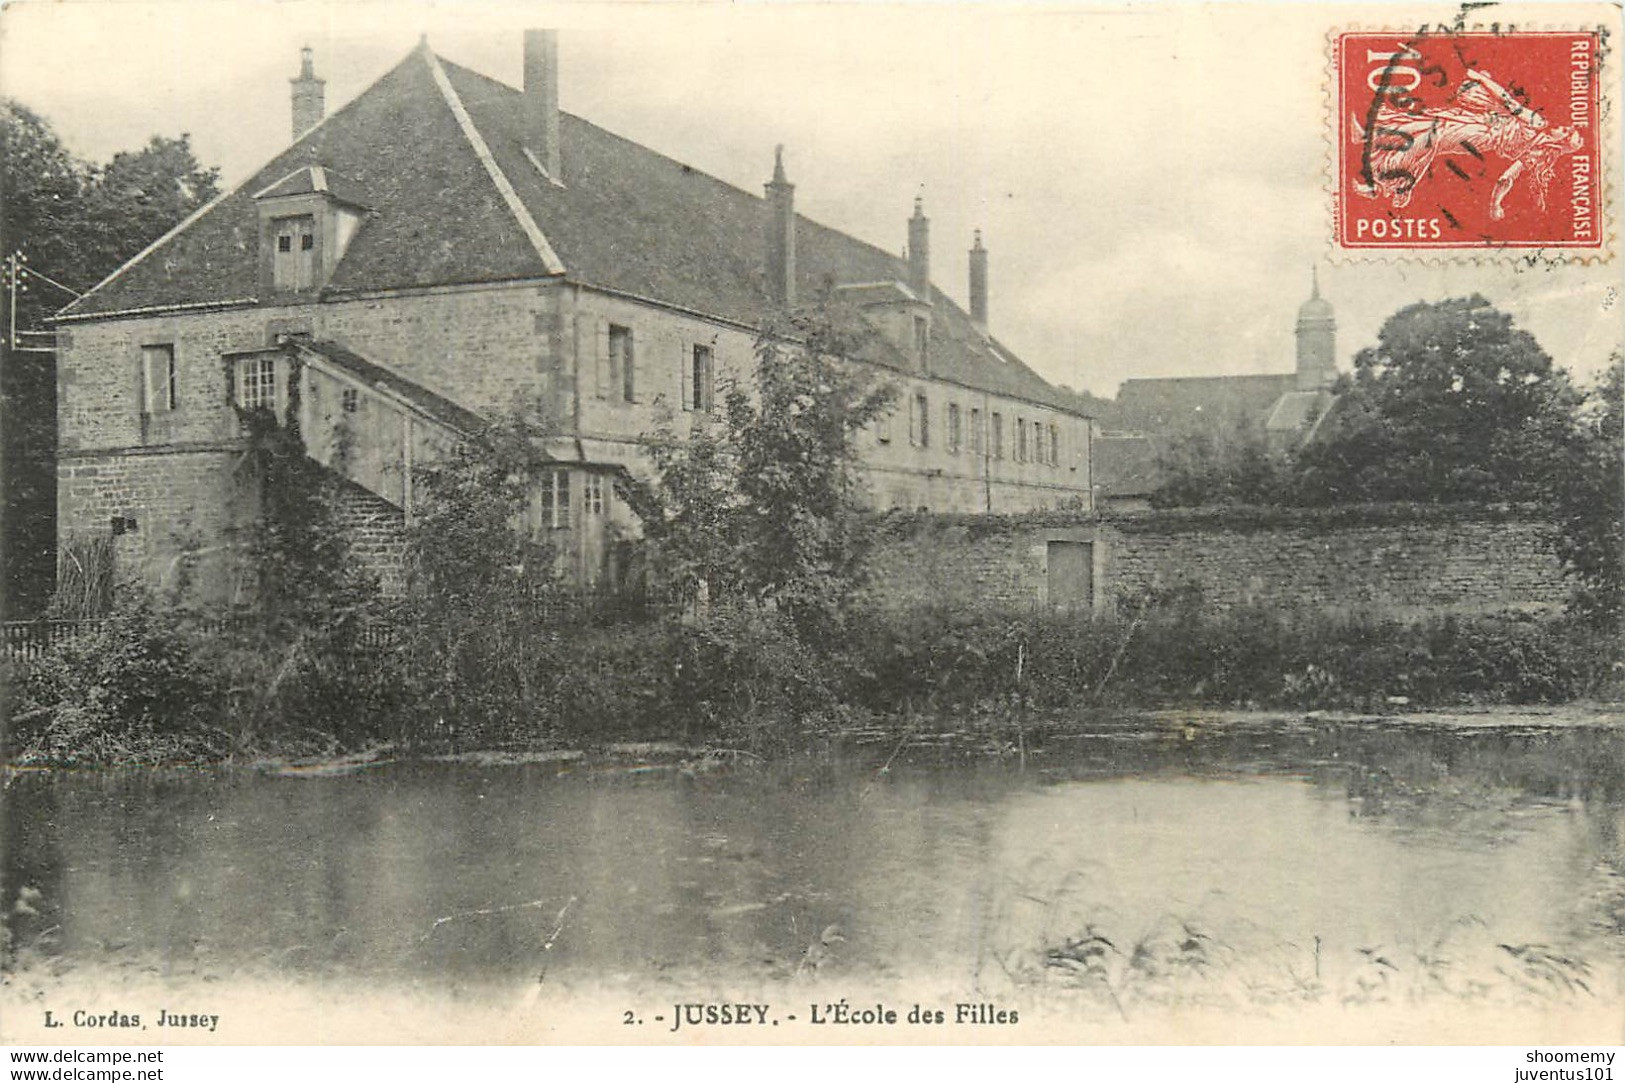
(913, 315), (929, 360)
(1016, 417), (1029, 463)
(237, 356), (278, 411)
(991, 412), (1004, 460)
(946, 403), (962, 455)
(685, 344), (714, 413)
(272, 215), (316, 290)
(341, 387), (359, 414)
(970, 407), (984, 455)
(912, 392), (930, 447)
(544, 469), (572, 529)
(141, 344), (176, 414)
(1049, 424), (1060, 467)
(608, 324), (634, 403)
(876, 410), (892, 444)
(585, 475), (606, 516)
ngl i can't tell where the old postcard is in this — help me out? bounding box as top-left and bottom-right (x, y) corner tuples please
(1, 0), (1621, 1059)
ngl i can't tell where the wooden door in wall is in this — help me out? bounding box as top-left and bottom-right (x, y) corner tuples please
(1047, 540), (1093, 611)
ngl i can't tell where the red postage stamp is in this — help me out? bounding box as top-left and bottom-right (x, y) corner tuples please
(1335, 30), (1605, 252)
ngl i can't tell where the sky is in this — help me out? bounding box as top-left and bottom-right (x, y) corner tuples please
(1, 0), (1618, 397)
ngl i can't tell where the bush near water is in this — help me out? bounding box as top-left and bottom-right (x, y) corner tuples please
(6, 592), (1619, 766)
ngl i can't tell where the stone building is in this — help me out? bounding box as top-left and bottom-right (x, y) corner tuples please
(1111, 271), (1340, 449)
(1091, 272), (1340, 505)
(51, 32), (1093, 602)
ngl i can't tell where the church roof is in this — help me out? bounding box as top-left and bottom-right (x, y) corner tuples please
(1114, 372), (1297, 438)
(59, 42), (1083, 417)
(1264, 389), (1333, 434)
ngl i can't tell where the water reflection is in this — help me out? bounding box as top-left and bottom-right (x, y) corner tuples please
(4, 719), (1622, 1013)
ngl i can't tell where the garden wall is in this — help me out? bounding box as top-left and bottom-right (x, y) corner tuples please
(863, 504), (1571, 617)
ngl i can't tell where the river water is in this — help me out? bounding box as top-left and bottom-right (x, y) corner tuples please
(3, 715), (1623, 1043)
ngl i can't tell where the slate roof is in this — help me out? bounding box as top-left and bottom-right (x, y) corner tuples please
(61, 42), (1083, 417)
(1113, 373), (1296, 438)
(1263, 389), (1333, 435)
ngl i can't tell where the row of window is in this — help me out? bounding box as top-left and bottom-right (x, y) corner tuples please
(141, 347), (284, 417)
(889, 393), (1063, 466)
(598, 324), (718, 414)
(140, 347), (372, 419)
(145, 333), (1064, 474)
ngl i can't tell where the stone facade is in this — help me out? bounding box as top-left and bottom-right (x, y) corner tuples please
(54, 282), (564, 600)
(58, 276), (1090, 598)
(863, 506), (1571, 618)
(51, 36), (1095, 603)
(56, 447), (245, 604)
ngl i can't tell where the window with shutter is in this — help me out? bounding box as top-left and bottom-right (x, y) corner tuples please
(595, 323), (611, 399)
(141, 345), (176, 414)
(686, 344), (714, 413)
(608, 324), (634, 403)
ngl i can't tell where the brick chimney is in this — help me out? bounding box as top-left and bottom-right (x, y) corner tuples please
(907, 196), (930, 300)
(764, 146), (795, 306)
(523, 30), (562, 180)
(290, 46), (325, 142)
(968, 230), (988, 331)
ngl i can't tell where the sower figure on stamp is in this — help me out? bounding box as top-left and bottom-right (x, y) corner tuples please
(1353, 68), (1584, 220)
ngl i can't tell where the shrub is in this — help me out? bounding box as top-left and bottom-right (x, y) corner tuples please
(8, 598), (229, 765)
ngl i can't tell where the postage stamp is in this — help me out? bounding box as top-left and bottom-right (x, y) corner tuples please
(1334, 29), (1607, 253)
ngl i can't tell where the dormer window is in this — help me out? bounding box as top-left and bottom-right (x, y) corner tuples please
(253, 166), (368, 297)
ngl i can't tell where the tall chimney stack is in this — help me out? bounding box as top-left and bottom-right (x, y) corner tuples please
(907, 196), (930, 300)
(764, 146), (796, 306)
(523, 30), (562, 180)
(968, 230), (989, 330)
(290, 46), (325, 142)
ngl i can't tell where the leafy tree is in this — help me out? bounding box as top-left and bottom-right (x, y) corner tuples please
(1151, 419), (1296, 508)
(1551, 357), (1624, 627)
(0, 102), (218, 324)
(1296, 295), (1581, 504)
(2, 101), (219, 617)
(214, 406), (383, 750)
(78, 135), (219, 281)
(643, 304), (895, 636)
(0, 102), (88, 331)
(400, 408), (563, 745)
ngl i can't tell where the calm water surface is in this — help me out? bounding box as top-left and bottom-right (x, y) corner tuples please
(5, 719), (1624, 1015)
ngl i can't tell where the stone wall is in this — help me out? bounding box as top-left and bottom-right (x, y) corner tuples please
(56, 447), (246, 606)
(864, 505), (1571, 617)
(330, 479), (408, 597)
